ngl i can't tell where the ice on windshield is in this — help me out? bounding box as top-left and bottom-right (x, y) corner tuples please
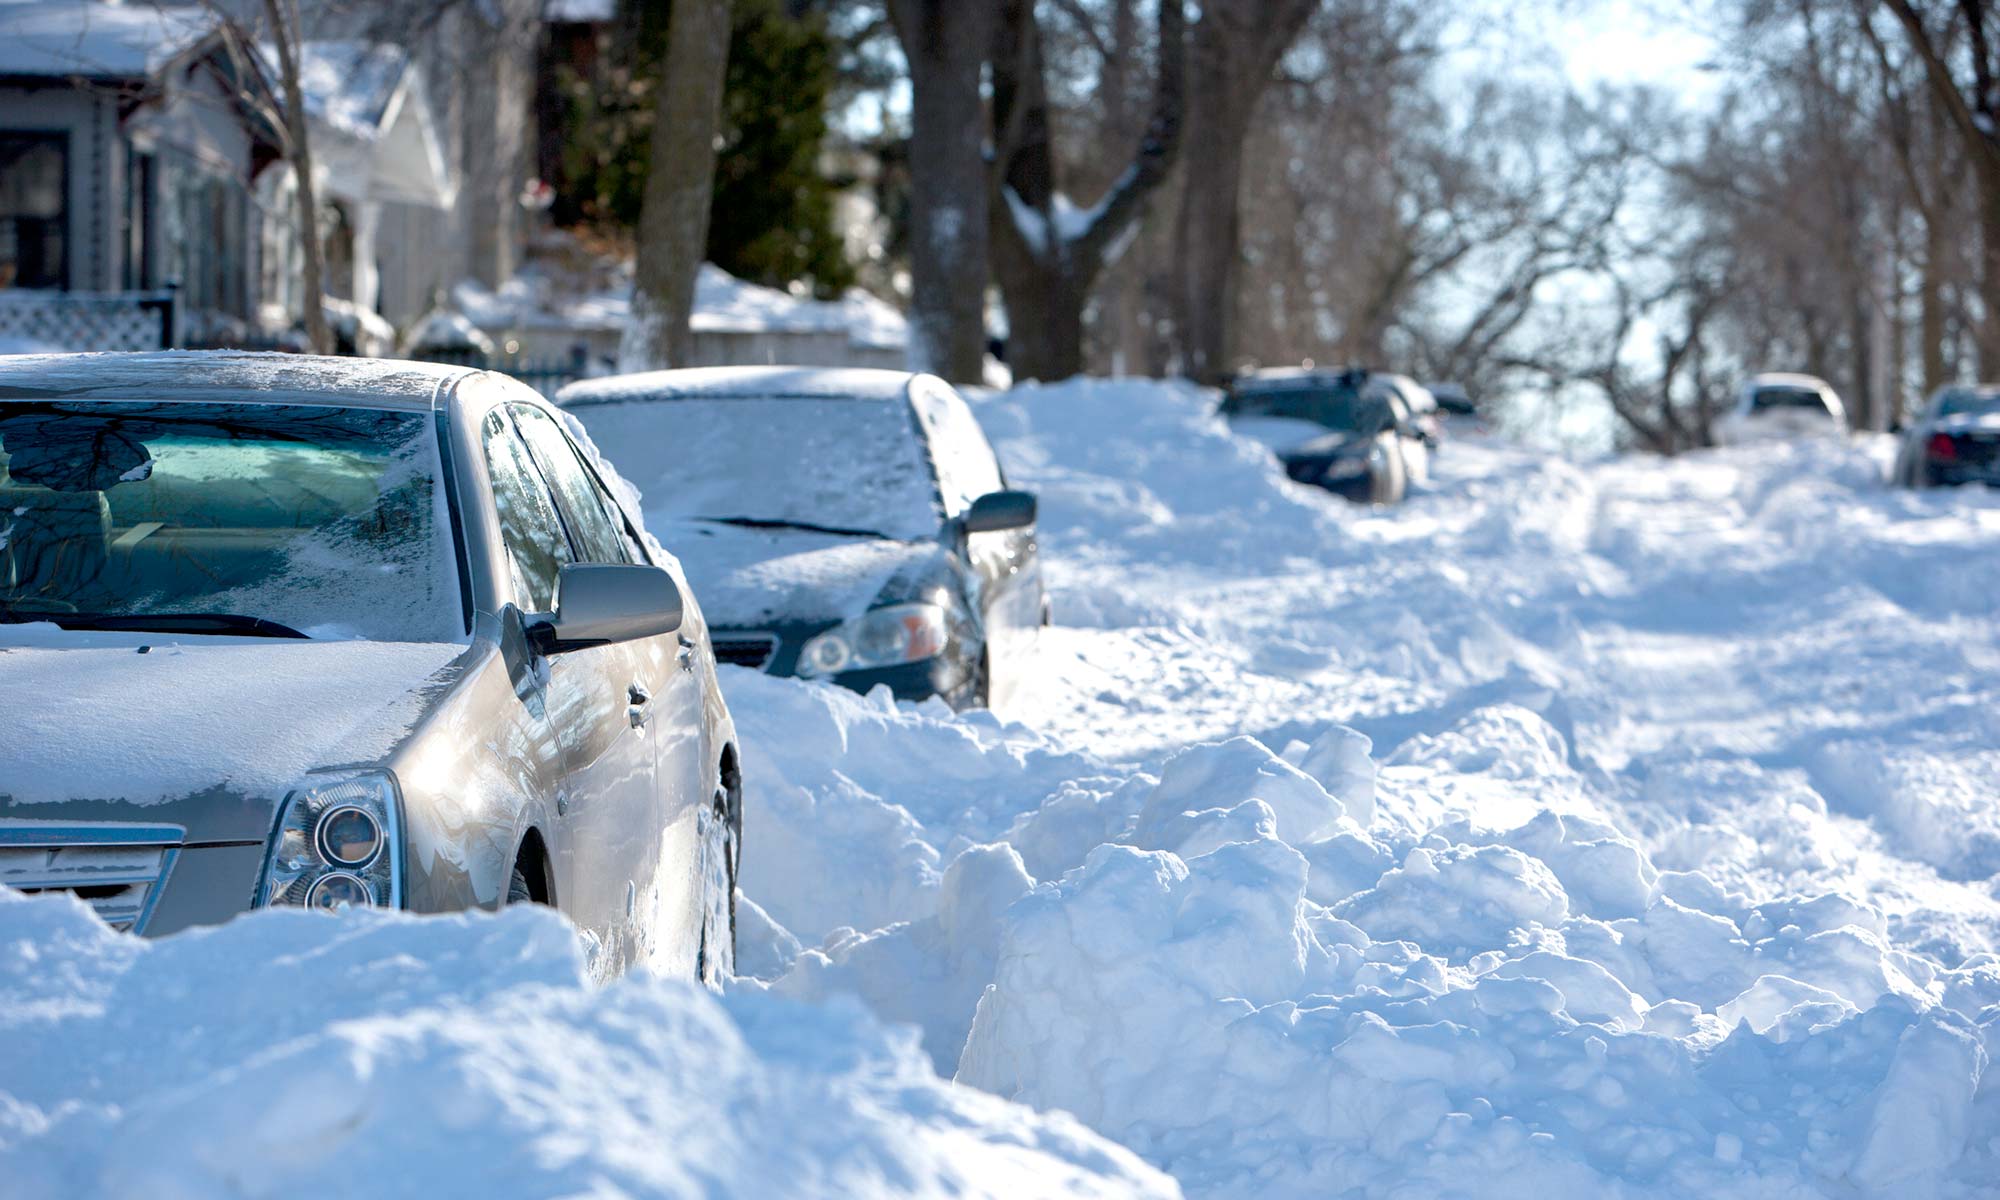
(0, 401), (460, 642)
(568, 396), (944, 541)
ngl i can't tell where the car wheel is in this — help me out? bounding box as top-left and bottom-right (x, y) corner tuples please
(506, 863), (535, 906)
(696, 787), (737, 988)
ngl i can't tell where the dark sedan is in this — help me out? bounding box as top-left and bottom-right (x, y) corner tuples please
(1893, 384), (2000, 489)
(1221, 367), (1435, 504)
(557, 367), (1044, 709)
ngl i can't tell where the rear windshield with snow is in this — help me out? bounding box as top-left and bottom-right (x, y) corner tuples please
(1749, 387), (1831, 413)
(567, 396), (944, 541)
(1935, 388), (2000, 418)
(1223, 384), (1392, 434)
(0, 400), (459, 641)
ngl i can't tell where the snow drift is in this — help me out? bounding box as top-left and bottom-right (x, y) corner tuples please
(0, 890), (1174, 1199)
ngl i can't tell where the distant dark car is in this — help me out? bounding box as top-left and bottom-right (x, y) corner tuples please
(1221, 367), (1437, 504)
(1893, 384), (2000, 489)
(557, 368), (1044, 709)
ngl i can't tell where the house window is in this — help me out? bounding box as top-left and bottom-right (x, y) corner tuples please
(0, 133), (68, 290)
(123, 147), (155, 291)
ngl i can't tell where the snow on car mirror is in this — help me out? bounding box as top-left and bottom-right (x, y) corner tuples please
(963, 490), (1037, 533)
(0, 417), (153, 491)
(531, 563), (683, 653)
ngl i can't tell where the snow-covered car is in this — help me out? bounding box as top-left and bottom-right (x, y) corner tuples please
(1891, 383), (2000, 489)
(0, 352), (740, 981)
(1221, 367), (1436, 504)
(1713, 373), (1847, 445)
(557, 367), (1044, 709)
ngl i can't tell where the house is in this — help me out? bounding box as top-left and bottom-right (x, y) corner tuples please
(0, 0), (281, 347)
(259, 40), (455, 335)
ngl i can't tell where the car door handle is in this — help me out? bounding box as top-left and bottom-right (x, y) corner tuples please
(628, 681), (651, 705)
(676, 633), (696, 673)
(627, 681), (651, 728)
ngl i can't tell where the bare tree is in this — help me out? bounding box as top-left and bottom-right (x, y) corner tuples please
(888, 0), (999, 383)
(1171, 0), (1318, 384)
(622, 0), (733, 372)
(256, 0), (331, 354)
(1880, 0), (2000, 371)
(988, 0), (1184, 382)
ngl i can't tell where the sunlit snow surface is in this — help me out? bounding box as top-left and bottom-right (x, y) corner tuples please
(7, 377), (2000, 1197)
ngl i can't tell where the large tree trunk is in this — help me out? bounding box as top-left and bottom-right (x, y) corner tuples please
(889, 0), (997, 384)
(1171, 2), (1316, 386)
(262, 0), (330, 355)
(621, 0), (732, 373)
(989, 0), (1184, 384)
(1977, 155), (2000, 375)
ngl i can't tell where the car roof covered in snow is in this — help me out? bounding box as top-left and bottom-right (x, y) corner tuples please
(1745, 372), (1833, 393)
(557, 366), (922, 408)
(0, 351), (478, 412)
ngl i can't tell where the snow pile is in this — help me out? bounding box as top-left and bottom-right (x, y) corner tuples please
(719, 377), (2000, 1197)
(453, 261), (907, 352)
(0, 891), (1176, 1199)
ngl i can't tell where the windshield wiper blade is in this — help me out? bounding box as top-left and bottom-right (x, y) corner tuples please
(0, 610), (310, 638)
(696, 515), (899, 541)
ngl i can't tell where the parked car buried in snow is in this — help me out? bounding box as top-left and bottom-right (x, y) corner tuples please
(1892, 383), (2000, 489)
(1713, 373), (1848, 446)
(557, 367), (1044, 710)
(0, 352), (740, 981)
(1221, 367), (1437, 505)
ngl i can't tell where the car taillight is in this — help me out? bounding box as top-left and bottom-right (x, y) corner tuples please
(1927, 432), (1959, 461)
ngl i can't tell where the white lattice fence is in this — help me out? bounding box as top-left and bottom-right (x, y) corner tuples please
(0, 291), (174, 351)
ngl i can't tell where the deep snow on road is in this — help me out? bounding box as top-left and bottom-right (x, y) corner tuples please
(6, 377), (2000, 1198)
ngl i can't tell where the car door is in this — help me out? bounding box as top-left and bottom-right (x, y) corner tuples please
(480, 405), (661, 971)
(910, 379), (1041, 702)
(509, 402), (707, 974)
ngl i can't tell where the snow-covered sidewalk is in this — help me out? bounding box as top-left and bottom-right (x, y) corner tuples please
(7, 377), (1999, 1197)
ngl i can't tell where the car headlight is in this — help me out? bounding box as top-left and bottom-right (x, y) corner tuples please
(259, 772), (404, 911)
(797, 602), (951, 677)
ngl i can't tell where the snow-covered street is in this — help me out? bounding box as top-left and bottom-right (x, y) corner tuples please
(8, 377), (2000, 1197)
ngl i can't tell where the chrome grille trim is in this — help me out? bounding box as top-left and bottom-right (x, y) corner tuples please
(711, 633), (779, 671)
(0, 823), (184, 933)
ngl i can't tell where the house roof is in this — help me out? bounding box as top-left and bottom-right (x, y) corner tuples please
(0, 0), (217, 79)
(267, 40), (454, 210)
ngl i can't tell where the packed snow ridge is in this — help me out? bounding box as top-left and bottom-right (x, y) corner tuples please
(7, 377), (2000, 1198)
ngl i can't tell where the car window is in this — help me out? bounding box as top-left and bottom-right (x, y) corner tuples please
(1934, 388), (2000, 418)
(1750, 387), (1829, 412)
(910, 379), (1003, 515)
(510, 404), (631, 565)
(481, 409), (572, 610)
(0, 399), (459, 641)
(1225, 384), (1390, 434)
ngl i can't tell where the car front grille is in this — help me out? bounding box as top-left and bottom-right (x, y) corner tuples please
(711, 634), (779, 671)
(0, 824), (183, 933)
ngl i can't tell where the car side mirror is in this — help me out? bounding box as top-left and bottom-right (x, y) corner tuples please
(529, 563), (682, 653)
(963, 489), (1037, 533)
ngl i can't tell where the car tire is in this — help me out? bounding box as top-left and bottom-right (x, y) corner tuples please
(506, 863), (534, 906)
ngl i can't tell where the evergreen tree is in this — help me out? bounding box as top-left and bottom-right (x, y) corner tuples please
(554, 0), (855, 297)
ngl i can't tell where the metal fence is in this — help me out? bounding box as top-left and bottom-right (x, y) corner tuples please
(0, 290), (175, 351)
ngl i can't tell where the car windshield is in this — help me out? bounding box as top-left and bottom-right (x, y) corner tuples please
(1222, 383), (1390, 434)
(1750, 386), (1829, 412)
(1935, 388), (2000, 418)
(0, 400), (459, 641)
(568, 395), (943, 541)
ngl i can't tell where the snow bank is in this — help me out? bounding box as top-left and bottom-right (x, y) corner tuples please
(0, 891), (1176, 1199)
(722, 379), (2000, 1197)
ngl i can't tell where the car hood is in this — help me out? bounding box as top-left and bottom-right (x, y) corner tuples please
(0, 627), (471, 842)
(659, 519), (950, 629)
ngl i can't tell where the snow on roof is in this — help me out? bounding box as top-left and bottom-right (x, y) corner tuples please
(455, 263), (910, 352)
(0, 350), (470, 409)
(1746, 372), (1833, 391)
(290, 41), (408, 138)
(0, 0), (216, 79)
(559, 365), (917, 407)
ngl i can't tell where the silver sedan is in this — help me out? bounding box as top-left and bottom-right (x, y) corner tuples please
(0, 352), (739, 982)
